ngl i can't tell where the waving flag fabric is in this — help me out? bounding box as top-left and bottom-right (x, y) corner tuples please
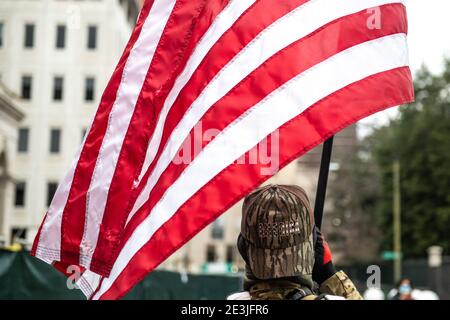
(31, 0), (414, 299)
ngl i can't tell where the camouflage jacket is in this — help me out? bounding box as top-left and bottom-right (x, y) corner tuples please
(227, 271), (363, 300)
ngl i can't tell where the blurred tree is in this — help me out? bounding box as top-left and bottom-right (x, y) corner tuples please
(326, 130), (382, 264)
(371, 59), (450, 258)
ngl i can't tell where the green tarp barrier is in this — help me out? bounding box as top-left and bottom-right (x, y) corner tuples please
(0, 250), (241, 300)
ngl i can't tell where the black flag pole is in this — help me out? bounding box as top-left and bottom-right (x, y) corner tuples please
(314, 136), (334, 230)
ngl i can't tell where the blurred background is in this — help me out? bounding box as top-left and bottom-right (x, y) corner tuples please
(0, 0), (449, 300)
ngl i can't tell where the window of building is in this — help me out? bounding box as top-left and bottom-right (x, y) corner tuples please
(226, 245), (234, 263)
(14, 182), (26, 207)
(11, 228), (27, 244)
(21, 75), (32, 100)
(56, 25), (66, 49)
(85, 77), (95, 101)
(81, 128), (87, 142)
(50, 128), (61, 154)
(53, 76), (64, 101)
(24, 23), (35, 48)
(0, 22), (4, 47)
(18, 128), (29, 153)
(211, 217), (224, 240)
(87, 25), (97, 49)
(206, 245), (217, 263)
(47, 182), (58, 207)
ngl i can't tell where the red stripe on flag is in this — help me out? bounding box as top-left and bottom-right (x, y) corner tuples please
(98, 66), (414, 300)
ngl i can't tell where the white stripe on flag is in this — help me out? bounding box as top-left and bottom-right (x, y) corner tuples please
(80, 0), (177, 267)
(128, 0), (405, 222)
(93, 33), (409, 299)
(77, 269), (101, 298)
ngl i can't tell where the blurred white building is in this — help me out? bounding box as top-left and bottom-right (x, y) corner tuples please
(0, 0), (140, 246)
(0, 83), (25, 247)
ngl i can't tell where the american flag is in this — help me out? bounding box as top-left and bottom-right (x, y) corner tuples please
(31, 0), (414, 299)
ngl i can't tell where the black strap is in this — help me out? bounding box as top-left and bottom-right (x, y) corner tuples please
(287, 287), (315, 300)
(314, 136), (334, 230)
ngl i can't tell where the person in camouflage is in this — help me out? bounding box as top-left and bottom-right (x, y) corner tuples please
(228, 184), (363, 300)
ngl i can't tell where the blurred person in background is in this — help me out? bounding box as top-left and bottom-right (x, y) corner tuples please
(388, 278), (440, 300)
(390, 278), (415, 300)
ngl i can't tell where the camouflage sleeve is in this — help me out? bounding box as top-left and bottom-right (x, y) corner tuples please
(318, 271), (364, 300)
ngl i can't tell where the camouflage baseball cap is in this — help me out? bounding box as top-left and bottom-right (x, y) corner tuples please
(240, 185), (314, 280)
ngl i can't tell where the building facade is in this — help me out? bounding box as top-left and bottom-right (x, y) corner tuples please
(0, 83), (25, 246)
(0, 0), (139, 246)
